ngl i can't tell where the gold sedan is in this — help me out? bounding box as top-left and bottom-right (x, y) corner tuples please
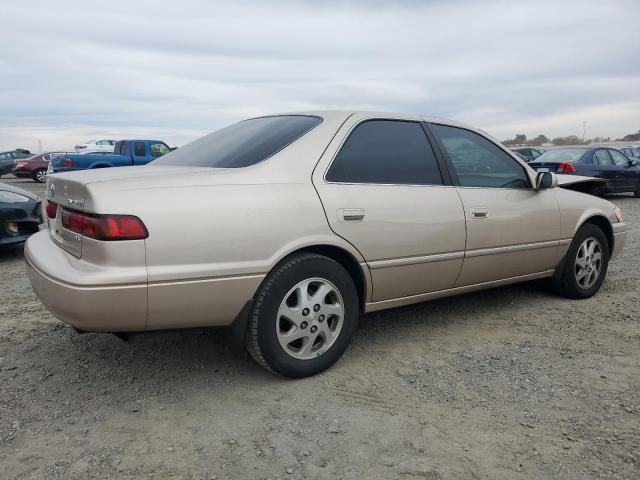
(25, 111), (628, 377)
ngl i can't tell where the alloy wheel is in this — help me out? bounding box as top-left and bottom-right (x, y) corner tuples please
(575, 237), (602, 289)
(276, 277), (344, 360)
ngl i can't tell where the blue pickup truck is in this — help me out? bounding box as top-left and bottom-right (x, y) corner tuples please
(49, 139), (173, 173)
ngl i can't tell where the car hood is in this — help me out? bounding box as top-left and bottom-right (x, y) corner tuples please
(0, 182), (39, 201)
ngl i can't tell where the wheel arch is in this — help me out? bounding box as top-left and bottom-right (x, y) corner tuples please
(276, 244), (370, 311)
(580, 214), (614, 254)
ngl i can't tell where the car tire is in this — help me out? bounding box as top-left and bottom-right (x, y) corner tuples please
(553, 223), (609, 299)
(32, 168), (47, 183)
(245, 253), (359, 378)
(634, 182), (640, 198)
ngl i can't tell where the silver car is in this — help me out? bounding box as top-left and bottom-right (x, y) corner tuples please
(25, 111), (628, 377)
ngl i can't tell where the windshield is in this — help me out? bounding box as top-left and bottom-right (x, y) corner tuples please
(152, 115), (322, 168)
(534, 149), (585, 163)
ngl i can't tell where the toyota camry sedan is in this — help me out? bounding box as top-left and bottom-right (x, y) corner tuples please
(25, 112), (628, 378)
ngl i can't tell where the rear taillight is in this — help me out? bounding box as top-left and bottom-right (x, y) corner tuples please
(46, 201), (58, 219)
(61, 209), (148, 241)
(558, 162), (577, 173)
(64, 157), (73, 168)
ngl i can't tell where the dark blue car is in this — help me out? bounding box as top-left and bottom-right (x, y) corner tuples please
(529, 147), (640, 197)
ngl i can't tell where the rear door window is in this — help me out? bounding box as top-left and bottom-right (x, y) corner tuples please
(326, 120), (443, 185)
(431, 124), (531, 189)
(134, 142), (146, 157)
(593, 150), (613, 165)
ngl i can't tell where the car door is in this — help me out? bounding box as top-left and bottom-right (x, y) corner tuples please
(428, 123), (563, 287)
(313, 116), (466, 302)
(609, 149), (639, 192)
(132, 141), (147, 165)
(592, 149), (620, 191)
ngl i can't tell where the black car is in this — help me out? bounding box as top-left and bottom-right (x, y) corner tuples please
(0, 182), (42, 246)
(0, 149), (32, 176)
(511, 147), (545, 162)
(529, 147), (640, 196)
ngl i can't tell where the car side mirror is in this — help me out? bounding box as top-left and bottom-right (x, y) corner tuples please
(629, 160), (638, 167)
(535, 171), (557, 190)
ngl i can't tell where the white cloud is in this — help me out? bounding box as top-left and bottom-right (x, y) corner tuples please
(1, 0), (638, 152)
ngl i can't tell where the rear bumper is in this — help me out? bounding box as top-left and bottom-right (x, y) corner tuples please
(24, 231), (147, 332)
(24, 230), (262, 332)
(611, 222), (628, 261)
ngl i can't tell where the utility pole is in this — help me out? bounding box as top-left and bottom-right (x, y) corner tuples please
(38, 139), (43, 154)
(582, 121), (586, 144)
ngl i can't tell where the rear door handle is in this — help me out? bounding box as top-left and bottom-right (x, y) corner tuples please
(339, 208), (365, 222)
(470, 207), (489, 219)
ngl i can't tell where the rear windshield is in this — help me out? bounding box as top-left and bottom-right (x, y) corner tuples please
(152, 115), (322, 168)
(534, 149), (585, 163)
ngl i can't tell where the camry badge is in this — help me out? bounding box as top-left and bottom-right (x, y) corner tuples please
(49, 183), (55, 198)
(67, 198), (84, 209)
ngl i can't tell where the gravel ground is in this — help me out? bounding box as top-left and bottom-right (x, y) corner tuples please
(1, 177), (638, 480)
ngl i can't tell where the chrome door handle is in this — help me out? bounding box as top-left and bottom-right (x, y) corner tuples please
(470, 207), (489, 218)
(339, 208), (365, 222)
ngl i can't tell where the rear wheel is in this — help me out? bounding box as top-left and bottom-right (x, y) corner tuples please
(245, 253), (359, 378)
(32, 168), (47, 183)
(634, 181), (640, 198)
(553, 224), (609, 299)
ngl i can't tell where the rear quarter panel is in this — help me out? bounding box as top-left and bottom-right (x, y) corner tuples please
(87, 178), (365, 329)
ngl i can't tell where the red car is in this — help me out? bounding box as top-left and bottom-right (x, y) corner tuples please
(12, 152), (63, 183)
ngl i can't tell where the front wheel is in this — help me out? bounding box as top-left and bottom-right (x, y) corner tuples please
(553, 224), (609, 299)
(245, 253), (359, 378)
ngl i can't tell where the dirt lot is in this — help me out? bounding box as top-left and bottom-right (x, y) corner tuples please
(1, 177), (638, 480)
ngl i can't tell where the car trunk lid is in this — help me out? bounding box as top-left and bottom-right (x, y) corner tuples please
(45, 166), (214, 258)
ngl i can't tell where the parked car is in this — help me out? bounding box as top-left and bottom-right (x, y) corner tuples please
(0, 149), (32, 176)
(50, 140), (172, 173)
(0, 182), (41, 246)
(619, 146), (640, 160)
(13, 152), (64, 183)
(511, 147), (545, 162)
(74, 139), (116, 154)
(26, 112), (627, 378)
(529, 147), (640, 196)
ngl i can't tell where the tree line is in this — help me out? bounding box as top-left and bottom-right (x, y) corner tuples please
(502, 129), (640, 147)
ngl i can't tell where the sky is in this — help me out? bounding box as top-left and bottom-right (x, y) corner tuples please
(1, 0), (639, 152)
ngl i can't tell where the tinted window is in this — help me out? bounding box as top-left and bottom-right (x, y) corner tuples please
(153, 115), (321, 168)
(609, 149), (629, 166)
(150, 142), (170, 158)
(326, 120), (443, 185)
(431, 124), (530, 188)
(134, 142), (145, 157)
(593, 150), (612, 165)
(530, 149), (542, 159)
